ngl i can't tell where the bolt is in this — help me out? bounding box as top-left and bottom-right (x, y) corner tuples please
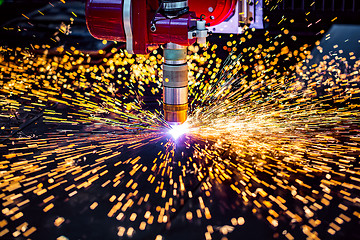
(150, 24), (156, 32)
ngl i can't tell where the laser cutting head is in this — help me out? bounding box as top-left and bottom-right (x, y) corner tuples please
(163, 43), (189, 124)
(85, 0), (264, 125)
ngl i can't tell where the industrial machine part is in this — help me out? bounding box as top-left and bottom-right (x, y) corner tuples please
(163, 42), (188, 123)
(85, 0), (264, 124)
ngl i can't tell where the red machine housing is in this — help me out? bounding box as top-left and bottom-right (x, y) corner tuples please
(188, 0), (237, 26)
(86, 0), (237, 54)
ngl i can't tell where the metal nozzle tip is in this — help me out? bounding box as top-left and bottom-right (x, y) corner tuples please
(163, 103), (188, 124)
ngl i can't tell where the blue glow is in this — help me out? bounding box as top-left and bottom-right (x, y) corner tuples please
(168, 122), (189, 139)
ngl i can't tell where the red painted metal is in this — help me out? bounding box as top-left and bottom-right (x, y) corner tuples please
(86, 0), (125, 42)
(132, 0), (149, 54)
(149, 13), (197, 46)
(188, 0), (237, 26)
(86, 0), (234, 53)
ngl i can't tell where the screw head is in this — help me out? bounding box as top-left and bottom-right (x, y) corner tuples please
(150, 25), (156, 32)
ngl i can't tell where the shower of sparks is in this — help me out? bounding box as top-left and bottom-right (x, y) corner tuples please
(0, 2), (360, 240)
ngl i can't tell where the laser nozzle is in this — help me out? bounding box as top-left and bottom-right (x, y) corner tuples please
(163, 43), (188, 124)
(164, 103), (188, 124)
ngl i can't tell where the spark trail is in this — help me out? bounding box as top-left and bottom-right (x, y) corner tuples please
(185, 47), (360, 239)
(1, 9), (360, 240)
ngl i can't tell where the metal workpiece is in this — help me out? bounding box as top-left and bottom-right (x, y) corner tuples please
(163, 43), (189, 124)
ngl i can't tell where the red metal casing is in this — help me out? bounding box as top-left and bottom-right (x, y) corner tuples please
(132, 0), (149, 54)
(86, 0), (236, 54)
(149, 13), (197, 46)
(188, 0), (237, 26)
(86, 0), (126, 42)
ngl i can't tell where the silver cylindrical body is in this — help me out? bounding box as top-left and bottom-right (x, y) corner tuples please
(163, 43), (188, 123)
(163, 87), (188, 105)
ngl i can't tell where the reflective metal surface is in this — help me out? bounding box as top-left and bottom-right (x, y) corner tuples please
(123, 0), (133, 54)
(166, 42), (187, 49)
(163, 1), (188, 10)
(163, 86), (188, 105)
(163, 103), (188, 123)
(163, 64), (188, 87)
(163, 43), (188, 123)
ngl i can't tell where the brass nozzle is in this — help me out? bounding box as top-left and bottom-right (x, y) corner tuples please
(163, 103), (188, 124)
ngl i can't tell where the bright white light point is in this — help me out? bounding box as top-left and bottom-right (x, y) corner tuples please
(169, 122), (189, 139)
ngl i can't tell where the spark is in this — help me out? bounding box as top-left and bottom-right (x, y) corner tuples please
(168, 122), (189, 139)
(0, 2), (360, 239)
